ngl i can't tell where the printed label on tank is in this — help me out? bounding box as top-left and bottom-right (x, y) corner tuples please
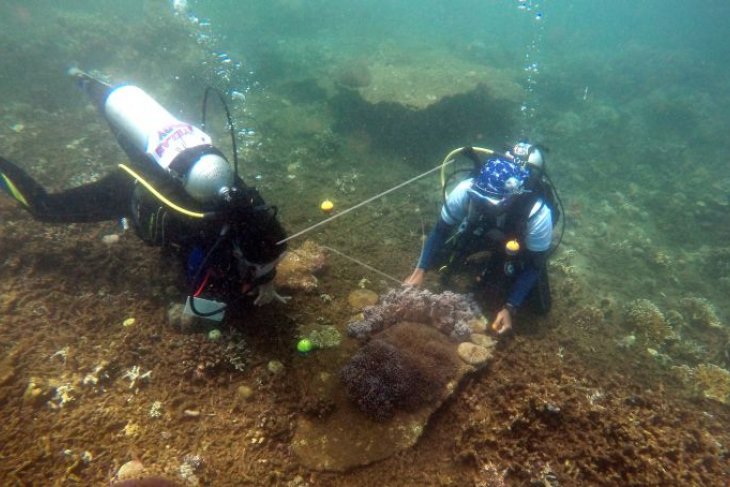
(146, 123), (212, 169)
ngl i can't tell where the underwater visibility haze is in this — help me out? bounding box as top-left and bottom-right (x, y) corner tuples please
(0, 0), (729, 484)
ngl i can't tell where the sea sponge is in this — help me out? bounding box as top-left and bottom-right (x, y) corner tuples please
(346, 288), (483, 342)
(340, 322), (463, 421)
(624, 299), (673, 343)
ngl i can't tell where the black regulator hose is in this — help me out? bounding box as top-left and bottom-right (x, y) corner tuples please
(201, 87), (239, 179)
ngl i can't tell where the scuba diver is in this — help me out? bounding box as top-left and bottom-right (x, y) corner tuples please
(0, 69), (288, 321)
(404, 142), (561, 335)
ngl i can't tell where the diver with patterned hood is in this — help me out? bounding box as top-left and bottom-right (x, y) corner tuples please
(405, 142), (560, 335)
(0, 70), (288, 320)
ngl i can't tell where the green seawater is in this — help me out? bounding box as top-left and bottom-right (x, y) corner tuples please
(0, 0), (729, 483)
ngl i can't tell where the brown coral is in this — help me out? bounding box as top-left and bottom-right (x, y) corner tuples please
(680, 297), (723, 329)
(274, 240), (327, 293)
(341, 322), (464, 420)
(624, 299), (673, 343)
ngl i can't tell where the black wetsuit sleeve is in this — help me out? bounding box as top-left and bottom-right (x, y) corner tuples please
(0, 157), (133, 223)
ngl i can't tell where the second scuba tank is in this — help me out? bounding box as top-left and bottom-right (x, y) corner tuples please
(105, 85), (182, 154)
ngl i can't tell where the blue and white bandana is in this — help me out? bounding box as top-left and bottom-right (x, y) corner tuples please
(470, 157), (531, 205)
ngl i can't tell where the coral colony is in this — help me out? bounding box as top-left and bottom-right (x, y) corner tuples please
(341, 327), (460, 421)
(347, 287), (482, 342)
(342, 288), (493, 420)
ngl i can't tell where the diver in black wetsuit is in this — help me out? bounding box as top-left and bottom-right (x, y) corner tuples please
(0, 70), (289, 320)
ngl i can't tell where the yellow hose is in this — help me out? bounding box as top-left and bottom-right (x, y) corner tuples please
(118, 163), (207, 219)
(439, 146), (495, 195)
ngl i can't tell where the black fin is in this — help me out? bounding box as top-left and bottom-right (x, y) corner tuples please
(0, 156), (48, 213)
(0, 157), (134, 223)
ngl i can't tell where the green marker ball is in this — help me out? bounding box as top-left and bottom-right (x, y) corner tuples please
(297, 338), (314, 353)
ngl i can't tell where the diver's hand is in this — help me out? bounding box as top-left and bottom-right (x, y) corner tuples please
(252, 281), (291, 306)
(490, 307), (513, 335)
(403, 268), (425, 287)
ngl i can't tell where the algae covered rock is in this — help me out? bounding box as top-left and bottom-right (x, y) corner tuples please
(115, 460), (145, 481)
(675, 363), (730, 405)
(274, 240), (327, 293)
(694, 364), (730, 404)
(293, 321), (473, 471)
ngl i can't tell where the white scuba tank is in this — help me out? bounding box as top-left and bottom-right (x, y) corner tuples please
(104, 85), (234, 204)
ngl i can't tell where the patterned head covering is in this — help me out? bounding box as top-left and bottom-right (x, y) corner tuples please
(470, 157), (531, 205)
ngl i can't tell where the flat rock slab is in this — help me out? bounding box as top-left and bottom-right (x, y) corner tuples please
(292, 321), (476, 471)
(332, 47), (522, 110)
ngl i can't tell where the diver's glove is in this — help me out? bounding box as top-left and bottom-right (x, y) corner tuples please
(252, 281), (291, 306)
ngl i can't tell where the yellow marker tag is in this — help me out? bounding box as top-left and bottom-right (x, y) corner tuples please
(320, 199), (334, 213)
